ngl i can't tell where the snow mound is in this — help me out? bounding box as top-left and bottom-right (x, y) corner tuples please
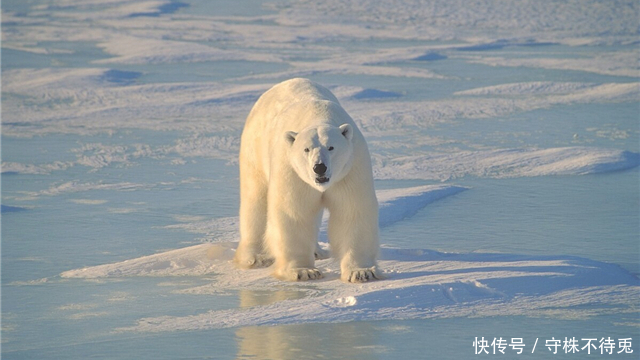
(109, 248), (638, 332)
(377, 185), (466, 227)
(60, 243), (225, 278)
(61, 185), (467, 278)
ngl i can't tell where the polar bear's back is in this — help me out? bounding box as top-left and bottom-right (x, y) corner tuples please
(244, 78), (340, 130)
(257, 78), (339, 113)
(270, 78), (339, 104)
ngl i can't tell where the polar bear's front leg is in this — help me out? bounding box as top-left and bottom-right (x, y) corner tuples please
(267, 215), (324, 281)
(265, 195), (324, 281)
(325, 174), (382, 283)
(336, 246), (383, 283)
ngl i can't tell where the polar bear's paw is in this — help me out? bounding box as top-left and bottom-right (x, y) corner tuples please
(276, 267), (323, 281)
(234, 253), (274, 269)
(343, 267), (383, 283)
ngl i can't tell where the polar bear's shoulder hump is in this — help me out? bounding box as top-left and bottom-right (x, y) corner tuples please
(266, 78), (340, 104)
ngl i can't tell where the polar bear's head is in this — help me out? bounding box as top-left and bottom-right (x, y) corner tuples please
(285, 124), (354, 192)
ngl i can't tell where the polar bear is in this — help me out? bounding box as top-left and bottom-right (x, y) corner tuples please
(234, 78), (381, 283)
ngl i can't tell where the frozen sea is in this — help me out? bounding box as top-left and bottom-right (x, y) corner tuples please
(2, 0), (639, 359)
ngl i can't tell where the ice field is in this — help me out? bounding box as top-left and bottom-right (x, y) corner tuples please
(2, 0), (639, 358)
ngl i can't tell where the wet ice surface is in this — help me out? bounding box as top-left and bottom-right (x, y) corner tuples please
(2, 0), (639, 359)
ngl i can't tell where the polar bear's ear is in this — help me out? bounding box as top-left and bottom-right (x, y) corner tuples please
(284, 131), (297, 145)
(339, 124), (353, 141)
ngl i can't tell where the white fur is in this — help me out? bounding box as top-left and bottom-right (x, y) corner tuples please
(235, 78), (381, 283)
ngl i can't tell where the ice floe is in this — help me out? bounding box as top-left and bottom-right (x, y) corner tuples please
(112, 252), (639, 332)
(59, 183), (639, 331)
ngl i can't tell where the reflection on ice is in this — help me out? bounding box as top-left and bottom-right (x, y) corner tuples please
(236, 316), (381, 360)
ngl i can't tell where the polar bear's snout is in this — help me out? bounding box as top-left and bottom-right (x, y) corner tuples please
(313, 163), (327, 175)
(314, 163), (330, 184)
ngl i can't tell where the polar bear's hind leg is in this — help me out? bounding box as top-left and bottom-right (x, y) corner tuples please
(235, 164), (274, 269)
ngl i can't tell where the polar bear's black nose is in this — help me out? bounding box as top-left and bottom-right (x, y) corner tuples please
(313, 163), (327, 175)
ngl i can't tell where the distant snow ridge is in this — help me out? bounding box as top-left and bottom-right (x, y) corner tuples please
(348, 82), (638, 136)
(94, 35), (283, 65)
(41, 181), (153, 197)
(454, 82), (598, 96)
(1, 138), (240, 174)
(373, 147), (640, 181)
(465, 51), (639, 77)
(1, 161), (74, 175)
(351, 88), (402, 100)
(3, 64), (636, 138)
(2, 68), (269, 137)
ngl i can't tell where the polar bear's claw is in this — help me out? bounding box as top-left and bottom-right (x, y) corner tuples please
(235, 254), (274, 269)
(252, 255), (274, 268)
(345, 267), (382, 283)
(296, 268), (323, 281)
(276, 267), (323, 281)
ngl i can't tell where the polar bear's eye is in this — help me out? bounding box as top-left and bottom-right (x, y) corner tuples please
(328, 146), (334, 151)
(304, 148), (310, 153)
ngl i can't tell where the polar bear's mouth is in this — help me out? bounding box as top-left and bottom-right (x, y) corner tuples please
(315, 176), (330, 184)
